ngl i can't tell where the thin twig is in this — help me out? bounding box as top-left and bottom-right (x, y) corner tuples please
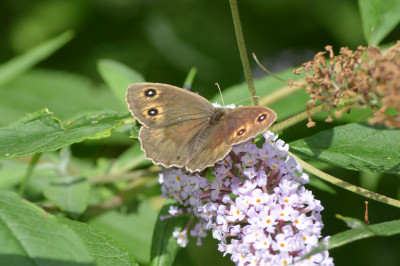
(253, 53), (287, 83)
(259, 82), (306, 107)
(270, 104), (326, 133)
(230, 0), (258, 105)
(91, 168), (160, 184)
(19, 153), (41, 197)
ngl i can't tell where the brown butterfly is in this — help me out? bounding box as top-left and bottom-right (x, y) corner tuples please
(126, 83), (277, 172)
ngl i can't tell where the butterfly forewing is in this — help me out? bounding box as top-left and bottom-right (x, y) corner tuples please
(126, 83), (214, 128)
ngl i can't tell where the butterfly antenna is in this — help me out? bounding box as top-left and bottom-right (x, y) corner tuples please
(252, 53), (286, 83)
(215, 83), (225, 106)
(368, 24), (375, 47)
(234, 96), (260, 106)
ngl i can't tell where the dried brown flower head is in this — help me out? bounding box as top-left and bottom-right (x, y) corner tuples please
(294, 42), (400, 128)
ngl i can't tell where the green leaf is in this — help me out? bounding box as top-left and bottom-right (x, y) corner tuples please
(97, 59), (145, 106)
(109, 144), (151, 174)
(0, 109), (130, 160)
(0, 160), (27, 189)
(145, 14), (219, 76)
(0, 69), (124, 126)
(0, 190), (94, 265)
(89, 199), (159, 265)
(358, 0), (400, 45)
(308, 175), (336, 195)
(290, 123), (400, 174)
(336, 214), (371, 230)
(58, 217), (138, 266)
(129, 122), (141, 138)
(0, 30), (74, 86)
(183, 67), (198, 88)
(328, 218), (400, 250)
(44, 176), (90, 217)
(300, 217), (400, 262)
(9, 2), (82, 53)
(150, 199), (190, 266)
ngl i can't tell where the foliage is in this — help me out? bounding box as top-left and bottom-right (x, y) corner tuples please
(0, 0), (399, 265)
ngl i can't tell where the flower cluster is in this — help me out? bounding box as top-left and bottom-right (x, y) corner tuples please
(294, 42), (400, 128)
(159, 132), (333, 265)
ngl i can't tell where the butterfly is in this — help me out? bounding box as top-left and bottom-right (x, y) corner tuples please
(126, 83), (277, 172)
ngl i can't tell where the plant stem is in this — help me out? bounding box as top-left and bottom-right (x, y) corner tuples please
(19, 153), (41, 197)
(252, 52), (287, 83)
(91, 168), (160, 184)
(270, 104), (326, 133)
(259, 82), (305, 107)
(230, 0), (258, 105)
(291, 153), (400, 208)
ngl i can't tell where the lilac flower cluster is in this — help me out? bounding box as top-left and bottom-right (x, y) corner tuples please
(159, 131), (333, 265)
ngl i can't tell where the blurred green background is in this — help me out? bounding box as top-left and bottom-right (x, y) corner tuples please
(0, 0), (374, 127)
(1, 0), (400, 265)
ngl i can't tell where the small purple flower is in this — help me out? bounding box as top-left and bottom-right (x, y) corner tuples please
(173, 230), (188, 247)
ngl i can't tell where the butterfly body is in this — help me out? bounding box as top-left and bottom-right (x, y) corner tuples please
(209, 109), (227, 125)
(126, 83), (277, 172)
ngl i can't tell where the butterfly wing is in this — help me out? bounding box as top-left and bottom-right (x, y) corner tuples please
(139, 117), (210, 169)
(126, 83), (215, 169)
(185, 120), (231, 172)
(126, 83), (214, 128)
(225, 106), (277, 145)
